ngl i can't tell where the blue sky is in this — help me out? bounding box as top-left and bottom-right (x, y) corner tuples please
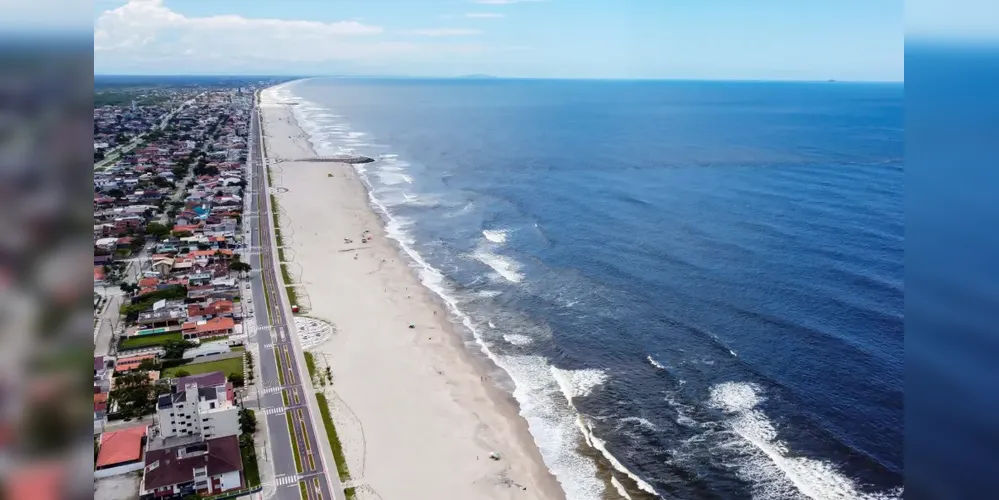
(93, 0), (904, 81)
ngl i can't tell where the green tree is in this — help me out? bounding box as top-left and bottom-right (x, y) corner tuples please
(138, 358), (161, 371)
(230, 262), (252, 274)
(145, 222), (170, 239)
(162, 339), (196, 360)
(109, 370), (162, 418)
(228, 372), (245, 388)
(173, 369), (191, 378)
(239, 408), (257, 434)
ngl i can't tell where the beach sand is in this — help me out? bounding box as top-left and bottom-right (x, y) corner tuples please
(259, 87), (565, 500)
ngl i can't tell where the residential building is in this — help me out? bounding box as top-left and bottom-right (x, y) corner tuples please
(181, 317), (235, 339)
(139, 435), (244, 499)
(115, 354), (158, 373)
(96, 425), (148, 475)
(155, 372), (238, 440)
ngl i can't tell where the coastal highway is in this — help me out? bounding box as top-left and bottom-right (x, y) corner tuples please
(247, 100), (343, 500)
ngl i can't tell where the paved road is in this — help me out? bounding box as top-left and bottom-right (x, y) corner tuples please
(247, 101), (343, 500)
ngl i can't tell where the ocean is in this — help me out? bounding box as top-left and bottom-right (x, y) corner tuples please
(274, 78), (904, 500)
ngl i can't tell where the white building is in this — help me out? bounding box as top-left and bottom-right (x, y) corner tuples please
(155, 372), (239, 441)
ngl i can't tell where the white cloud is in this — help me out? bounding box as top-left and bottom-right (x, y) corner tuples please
(94, 0), (496, 73)
(465, 13), (506, 18)
(94, 0), (398, 69)
(403, 28), (483, 36)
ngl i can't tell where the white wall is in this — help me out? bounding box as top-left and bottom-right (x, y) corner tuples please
(94, 461), (144, 479)
(201, 406), (240, 439)
(214, 470), (243, 492)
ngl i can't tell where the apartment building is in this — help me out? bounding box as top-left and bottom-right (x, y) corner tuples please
(155, 372), (238, 441)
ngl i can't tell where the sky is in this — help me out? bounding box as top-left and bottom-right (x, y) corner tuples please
(90, 0), (907, 81)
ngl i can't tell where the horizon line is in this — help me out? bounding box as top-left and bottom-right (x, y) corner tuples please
(94, 73), (903, 84)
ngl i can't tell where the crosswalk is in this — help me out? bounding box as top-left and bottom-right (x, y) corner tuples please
(273, 474), (301, 486)
(263, 406), (291, 415)
(260, 385), (286, 395)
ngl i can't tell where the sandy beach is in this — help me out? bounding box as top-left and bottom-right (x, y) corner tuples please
(259, 87), (565, 500)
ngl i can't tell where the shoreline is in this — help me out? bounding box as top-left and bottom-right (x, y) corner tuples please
(260, 83), (567, 500)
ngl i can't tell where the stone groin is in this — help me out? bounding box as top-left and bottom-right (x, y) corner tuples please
(309, 155), (375, 164)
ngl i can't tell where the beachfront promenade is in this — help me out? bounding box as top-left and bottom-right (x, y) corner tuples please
(248, 97), (344, 500)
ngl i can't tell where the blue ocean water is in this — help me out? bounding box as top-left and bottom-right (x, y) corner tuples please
(278, 79), (904, 500)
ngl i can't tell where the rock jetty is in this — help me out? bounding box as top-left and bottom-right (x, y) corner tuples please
(291, 155), (375, 164)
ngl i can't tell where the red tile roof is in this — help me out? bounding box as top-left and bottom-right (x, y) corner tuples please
(181, 317), (235, 335)
(189, 249), (234, 258)
(172, 224), (201, 234)
(115, 354), (157, 372)
(96, 425), (147, 468)
(187, 299), (234, 318)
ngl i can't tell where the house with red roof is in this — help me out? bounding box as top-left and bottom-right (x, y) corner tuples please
(186, 299), (234, 322)
(182, 317), (235, 339)
(96, 425), (148, 476)
(115, 354), (158, 373)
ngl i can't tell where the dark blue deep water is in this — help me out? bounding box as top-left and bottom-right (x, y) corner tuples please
(279, 79), (904, 500)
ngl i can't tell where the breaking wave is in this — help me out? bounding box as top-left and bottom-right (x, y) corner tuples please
(708, 382), (902, 500)
(483, 229), (509, 243)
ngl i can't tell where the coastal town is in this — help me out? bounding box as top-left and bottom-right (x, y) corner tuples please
(93, 79), (284, 500)
(93, 76), (569, 500)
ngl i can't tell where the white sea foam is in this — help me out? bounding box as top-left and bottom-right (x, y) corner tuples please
(730, 349), (738, 357)
(619, 416), (658, 431)
(647, 355), (666, 370)
(498, 356), (606, 500)
(477, 290), (502, 298)
(384, 216), (416, 245)
(472, 247), (524, 283)
(482, 229), (509, 243)
(504, 334), (534, 346)
(488, 321), (496, 328)
(708, 382), (902, 500)
(611, 476), (634, 500)
(664, 393), (698, 428)
(551, 367), (607, 402)
(578, 418), (661, 497)
(375, 171), (413, 185)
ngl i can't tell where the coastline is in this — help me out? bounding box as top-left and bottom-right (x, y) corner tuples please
(259, 83), (567, 500)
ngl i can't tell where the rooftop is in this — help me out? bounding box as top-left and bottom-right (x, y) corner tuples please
(97, 425), (147, 468)
(142, 435), (242, 490)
